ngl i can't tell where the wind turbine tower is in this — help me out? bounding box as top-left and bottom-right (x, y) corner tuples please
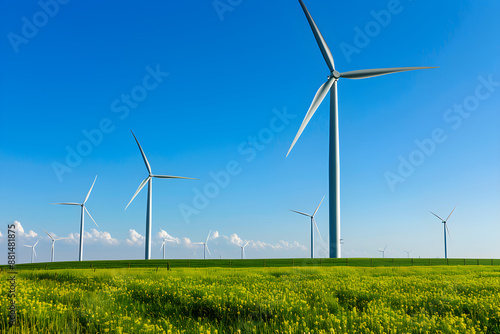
(430, 206), (456, 259)
(125, 131), (195, 260)
(44, 229), (68, 262)
(287, 0), (436, 258)
(52, 176), (98, 261)
(290, 196), (324, 258)
(24, 240), (39, 264)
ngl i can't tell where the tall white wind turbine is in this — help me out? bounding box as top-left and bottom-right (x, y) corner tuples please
(287, 0), (437, 258)
(160, 238), (175, 260)
(24, 240), (39, 264)
(44, 229), (68, 262)
(290, 196), (324, 258)
(194, 230), (211, 260)
(430, 206), (455, 259)
(52, 176), (98, 261)
(240, 240), (250, 260)
(378, 245), (388, 258)
(404, 249), (413, 258)
(125, 131), (195, 260)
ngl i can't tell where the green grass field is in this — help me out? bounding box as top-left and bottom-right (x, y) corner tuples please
(1, 263), (500, 333)
(2, 257), (500, 271)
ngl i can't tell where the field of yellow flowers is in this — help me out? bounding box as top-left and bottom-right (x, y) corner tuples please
(1, 265), (500, 333)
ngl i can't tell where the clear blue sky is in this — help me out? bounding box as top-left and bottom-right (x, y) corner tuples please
(1, 0), (499, 263)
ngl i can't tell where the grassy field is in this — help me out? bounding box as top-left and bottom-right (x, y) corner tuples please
(1, 265), (500, 333)
(2, 257), (500, 271)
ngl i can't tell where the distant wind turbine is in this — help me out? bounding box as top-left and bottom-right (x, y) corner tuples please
(160, 238), (175, 260)
(240, 241), (250, 260)
(52, 175), (98, 261)
(44, 229), (68, 262)
(125, 131), (195, 260)
(287, 0), (437, 259)
(430, 206), (456, 259)
(404, 249), (413, 258)
(290, 196), (324, 258)
(378, 245), (388, 258)
(24, 240), (39, 264)
(194, 230), (211, 260)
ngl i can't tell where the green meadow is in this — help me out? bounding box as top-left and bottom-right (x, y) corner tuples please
(1, 261), (500, 333)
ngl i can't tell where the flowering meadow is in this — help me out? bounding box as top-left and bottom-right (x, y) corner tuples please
(1, 265), (500, 333)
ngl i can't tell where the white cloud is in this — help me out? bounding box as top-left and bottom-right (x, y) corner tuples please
(0, 231), (3, 238)
(249, 239), (307, 251)
(89, 229), (119, 246)
(126, 229), (144, 246)
(230, 233), (243, 246)
(157, 229), (180, 244)
(13, 221), (37, 238)
(182, 237), (195, 248)
(210, 231), (219, 240)
(65, 230), (118, 246)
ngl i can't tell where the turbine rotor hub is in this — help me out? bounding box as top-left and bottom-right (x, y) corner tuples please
(331, 70), (341, 79)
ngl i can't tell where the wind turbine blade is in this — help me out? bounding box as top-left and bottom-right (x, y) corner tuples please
(33, 248), (37, 257)
(34, 240), (39, 247)
(445, 223), (452, 240)
(384, 245), (387, 251)
(287, 77), (336, 157)
(130, 130), (152, 174)
(243, 240), (250, 248)
(430, 211), (445, 221)
(84, 175), (97, 204)
(84, 207), (99, 227)
(298, 0), (335, 72)
(340, 67), (437, 80)
(23, 245), (32, 248)
(52, 203), (81, 206)
(290, 210), (311, 217)
(206, 244), (211, 256)
(193, 242), (204, 245)
(313, 217), (323, 241)
(125, 177), (150, 210)
(206, 230), (211, 244)
(55, 237), (69, 241)
(152, 175), (197, 180)
(43, 229), (54, 241)
(312, 195), (325, 216)
(160, 242), (165, 251)
(446, 206), (457, 222)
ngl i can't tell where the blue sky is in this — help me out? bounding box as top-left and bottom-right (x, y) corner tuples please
(1, 0), (499, 264)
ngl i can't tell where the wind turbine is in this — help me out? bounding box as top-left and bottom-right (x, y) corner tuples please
(24, 240), (39, 264)
(125, 131), (195, 260)
(44, 229), (68, 262)
(160, 238), (175, 260)
(287, 0), (437, 258)
(52, 175), (98, 261)
(290, 196), (324, 258)
(430, 206), (455, 259)
(194, 230), (211, 260)
(404, 249), (413, 258)
(240, 241), (250, 260)
(378, 245), (388, 258)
